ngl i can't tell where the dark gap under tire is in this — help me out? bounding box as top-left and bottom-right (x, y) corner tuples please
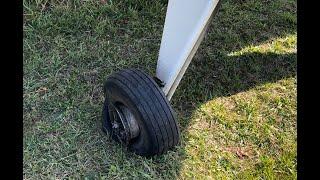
(102, 68), (180, 157)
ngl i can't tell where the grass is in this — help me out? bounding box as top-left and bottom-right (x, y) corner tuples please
(23, 0), (297, 179)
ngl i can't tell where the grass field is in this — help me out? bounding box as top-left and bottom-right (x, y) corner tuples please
(23, 0), (297, 179)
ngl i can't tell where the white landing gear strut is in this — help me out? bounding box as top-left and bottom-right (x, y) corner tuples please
(102, 0), (221, 156)
(157, 0), (221, 101)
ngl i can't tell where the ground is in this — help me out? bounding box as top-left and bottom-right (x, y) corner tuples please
(23, 0), (297, 179)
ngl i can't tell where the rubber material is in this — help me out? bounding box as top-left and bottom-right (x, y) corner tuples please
(102, 68), (180, 156)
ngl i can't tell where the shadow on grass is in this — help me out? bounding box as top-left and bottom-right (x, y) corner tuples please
(172, 51), (296, 132)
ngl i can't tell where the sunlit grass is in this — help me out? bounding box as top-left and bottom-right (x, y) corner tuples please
(228, 34), (297, 56)
(179, 77), (296, 179)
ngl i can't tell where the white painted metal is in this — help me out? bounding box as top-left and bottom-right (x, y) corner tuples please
(156, 0), (220, 101)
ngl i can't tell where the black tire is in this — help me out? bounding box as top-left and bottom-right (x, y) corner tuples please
(102, 68), (180, 156)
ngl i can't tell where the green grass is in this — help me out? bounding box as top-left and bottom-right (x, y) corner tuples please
(23, 0), (297, 179)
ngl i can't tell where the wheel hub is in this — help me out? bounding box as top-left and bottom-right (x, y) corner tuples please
(110, 103), (140, 144)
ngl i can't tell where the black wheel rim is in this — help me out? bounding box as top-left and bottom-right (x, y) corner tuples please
(109, 102), (140, 144)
